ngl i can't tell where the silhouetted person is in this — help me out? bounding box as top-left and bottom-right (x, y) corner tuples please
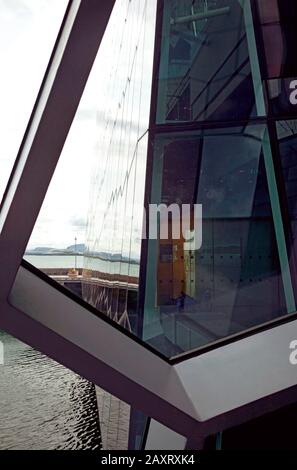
(178, 291), (186, 312)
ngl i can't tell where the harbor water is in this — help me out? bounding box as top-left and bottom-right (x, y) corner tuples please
(0, 331), (101, 450)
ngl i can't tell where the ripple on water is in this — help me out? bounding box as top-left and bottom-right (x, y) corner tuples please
(0, 332), (101, 450)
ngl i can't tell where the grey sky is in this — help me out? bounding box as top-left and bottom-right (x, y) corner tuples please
(0, 0), (156, 251)
(0, 0), (67, 200)
(0, 0), (97, 249)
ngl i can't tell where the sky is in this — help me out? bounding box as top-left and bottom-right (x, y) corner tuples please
(0, 0), (102, 249)
(0, 0), (156, 251)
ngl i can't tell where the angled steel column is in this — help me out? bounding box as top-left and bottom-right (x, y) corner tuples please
(4, 262), (297, 444)
(4, 265), (201, 439)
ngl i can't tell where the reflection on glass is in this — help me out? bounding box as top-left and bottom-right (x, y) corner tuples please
(25, 3), (156, 450)
(26, 0), (158, 329)
(128, 409), (148, 450)
(254, 0), (297, 117)
(0, 0), (67, 203)
(24, 0), (296, 361)
(255, 0), (297, 79)
(276, 120), (297, 282)
(17, 0), (297, 452)
(82, 0), (157, 334)
(143, 126), (289, 356)
(156, 0), (262, 123)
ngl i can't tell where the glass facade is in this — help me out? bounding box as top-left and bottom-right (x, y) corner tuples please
(79, 0), (297, 360)
(156, 0), (264, 123)
(276, 120), (297, 283)
(142, 125), (289, 355)
(24, 0), (297, 360)
(80, 1), (158, 449)
(254, 0), (297, 117)
(255, 0), (297, 79)
(138, 0), (297, 358)
(81, 0), (158, 333)
(15, 0), (297, 451)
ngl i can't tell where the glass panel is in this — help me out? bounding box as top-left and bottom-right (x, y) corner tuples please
(128, 409), (148, 450)
(26, 1), (157, 450)
(254, 0), (297, 117)
(22, 0), (296, 365)
(255, 0), (297, 79)
(276, 120), (297, 287)
(266, 76), (297, 118)
(155, 0), (265, 124)
(142, 125), (291, 357)
(80, 0), (157, 334)
(0, 0), (68, 203)
(255, 0), (280, 24)
(26, 0), (158, 326)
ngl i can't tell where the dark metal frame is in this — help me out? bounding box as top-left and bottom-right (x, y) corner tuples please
(22, 259), (170, 364)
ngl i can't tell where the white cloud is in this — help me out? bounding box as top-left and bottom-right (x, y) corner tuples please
(0, 0), (68, 206)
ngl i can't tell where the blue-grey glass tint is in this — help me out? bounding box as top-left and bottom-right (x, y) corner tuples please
(254, 1), (297, 117)
(277, 120), (297, 269)
(142, 125), (290, 356)
(156, 0), (264, 124)
(255, 0), (297, 79)
(82, 0), (157, 334)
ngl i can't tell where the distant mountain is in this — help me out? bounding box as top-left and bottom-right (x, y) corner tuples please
(25, 245), (140, 262)
(66, 244), (85, 253)
(26, 244), (85, 255)
(30, 247), (55, 253)
(26, 247), (65, 255)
